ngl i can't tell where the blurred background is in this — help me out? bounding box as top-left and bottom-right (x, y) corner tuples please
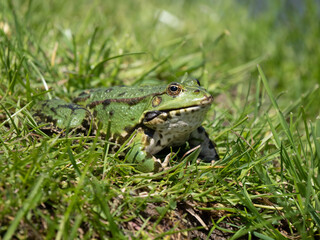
(1, 0), (319, 117)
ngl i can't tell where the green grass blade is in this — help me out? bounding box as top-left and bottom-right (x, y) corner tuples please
(85, 26), (99, 74)
(308, 203), (320, 229)
(90, 52), (146, 74)
(134, 39), (186, 84)
(3, 175), (46, 240)
(253, 231), (276, 240)
(28, 59), (51, 99)
(67, 143), (81, 177)
(257, 65), (294, 146)
(91, 177), (125, 238)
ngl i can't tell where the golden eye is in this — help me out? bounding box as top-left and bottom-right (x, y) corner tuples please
(167, 83), (182, 96)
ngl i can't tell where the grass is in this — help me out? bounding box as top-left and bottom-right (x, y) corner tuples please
(1, 0), (320, 239)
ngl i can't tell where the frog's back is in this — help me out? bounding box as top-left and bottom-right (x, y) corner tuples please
(73, 85), (165, 138)
(74, 85), (165, 104)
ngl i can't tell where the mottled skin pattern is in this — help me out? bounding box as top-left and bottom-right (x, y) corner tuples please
(33, 76), (219, 172)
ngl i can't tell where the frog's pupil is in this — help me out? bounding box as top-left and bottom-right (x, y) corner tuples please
(170, 85), (178, 92)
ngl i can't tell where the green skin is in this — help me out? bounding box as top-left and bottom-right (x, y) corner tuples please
(33, 77), (219, 172)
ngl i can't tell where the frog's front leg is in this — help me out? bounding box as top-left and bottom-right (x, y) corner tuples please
(189, 126), (219, 162)
(126, 128), (165, 172)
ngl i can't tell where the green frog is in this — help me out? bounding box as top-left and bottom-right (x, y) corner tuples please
(33, 76), (219, 172)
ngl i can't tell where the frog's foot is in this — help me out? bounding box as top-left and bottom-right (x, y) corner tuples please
(189, 126), (219, 162)
(147, 153), (170, 172)
(155, 152), (175, 171)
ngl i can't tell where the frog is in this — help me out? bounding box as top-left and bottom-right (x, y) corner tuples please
(32, 75), (219, 172)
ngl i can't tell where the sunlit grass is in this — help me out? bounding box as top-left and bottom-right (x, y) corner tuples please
(1, 0), (319, 239)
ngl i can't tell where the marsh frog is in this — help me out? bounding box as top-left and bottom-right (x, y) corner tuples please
(33, 76), (219, 172)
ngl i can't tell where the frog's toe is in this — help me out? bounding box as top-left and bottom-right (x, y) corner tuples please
(163, 152), (174, 168)
(151, 153), (175, 172)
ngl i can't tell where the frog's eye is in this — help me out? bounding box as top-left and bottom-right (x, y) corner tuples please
(167, 83), (182, 96)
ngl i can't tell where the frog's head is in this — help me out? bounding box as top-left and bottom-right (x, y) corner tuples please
(149, 77), (212, 111)
(142, 77), (213, 129)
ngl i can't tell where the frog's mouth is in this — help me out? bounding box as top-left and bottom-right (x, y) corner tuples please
(143, 95), (213, 122)
(144, 104), (212, 124)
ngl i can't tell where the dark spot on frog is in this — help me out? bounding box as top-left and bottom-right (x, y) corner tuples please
(127, 99), (143, 106)
(159, 133), (163, 138)
(46, 116), (56, 124)
(125, 125), (132, 131)
(208, 141), (215, 149)
(117, 92), (126, 97)
(102, 99), (111, 106)
(78, 90), (92, 96)
(156, 140), (161, 146)
(109, 110), (114, 116)
(93, 110), (97, 117)
(58, 104), (85, 113)
(139, 88), (144, 92)
(175, 111), (181, 116)
(101, 101), (112, 110)
(74, 92), (91, 103)
(50, 107), (58, 115)
(38, 114), (57, 125)
(144, 128), (155, 138)
(40, 101), (48, 107)
(81, 114), (94, 131)
(197, 126), (204, 133)
(78, 92), (87, 96)
(105, 88), (113, 93)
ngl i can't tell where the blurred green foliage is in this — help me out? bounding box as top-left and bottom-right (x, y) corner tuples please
(1, 0), (319, 108)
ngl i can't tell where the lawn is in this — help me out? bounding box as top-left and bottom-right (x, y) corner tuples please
(1, 0), (320, 239)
